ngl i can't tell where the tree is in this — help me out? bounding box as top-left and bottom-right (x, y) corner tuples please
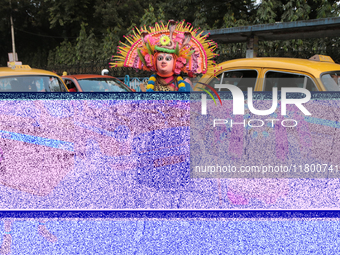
(45, 0), (98, 39)
(2, 0), (339, 67)
(138, 4), (166, 28)
(0, 0), (65, 67)
(93, 0), (155, 38)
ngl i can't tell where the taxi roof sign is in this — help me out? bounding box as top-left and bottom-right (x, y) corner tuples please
(13, 65), (31, 70)
(309, 54), (334, 63)
(7, 62), (31, 70)
(7, 61), (22, 67)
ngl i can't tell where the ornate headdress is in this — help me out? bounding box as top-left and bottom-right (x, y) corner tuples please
(111, 20), (218, 76)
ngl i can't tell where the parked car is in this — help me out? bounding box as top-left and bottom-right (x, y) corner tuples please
(196, 55), (340, 91)
(0, 64), (68, 92)
(62, 74), (133, 92)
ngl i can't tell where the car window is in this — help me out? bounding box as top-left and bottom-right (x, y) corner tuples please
(60, 81), (67, 92)
(78, 78), (131, 92)
(264, 71), (318, 91)
(321, 72), (340, 91)
(64, 79), (78, 92)
(208, 70), (258, 92)
(0, 75), (65, 92)
(0, 78), (12, 90)
(48, 77), (63, 92)
(207, 73), (221, 89)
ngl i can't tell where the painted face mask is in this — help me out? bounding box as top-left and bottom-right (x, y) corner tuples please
(111, 20), (218, 92)
(155, 53), (174, 77)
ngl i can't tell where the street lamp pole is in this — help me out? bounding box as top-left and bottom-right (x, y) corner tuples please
(9, 0), (16, 61)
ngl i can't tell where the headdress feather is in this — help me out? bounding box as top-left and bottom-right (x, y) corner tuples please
(110, 20), (217, 74)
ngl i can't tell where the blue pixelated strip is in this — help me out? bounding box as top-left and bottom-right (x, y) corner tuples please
(0, 130), (74, 151)
(74, 121), (115, 137)
(304, 116), (340, 128)
(0, 210), (340, 218)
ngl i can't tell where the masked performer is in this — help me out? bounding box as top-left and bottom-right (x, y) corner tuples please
(111, 20), (217, 92)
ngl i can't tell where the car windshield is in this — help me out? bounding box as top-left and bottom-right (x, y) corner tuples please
(77, 78), (131, 92)
(321, 72), (340, 91)
(0, 75), (64, 92)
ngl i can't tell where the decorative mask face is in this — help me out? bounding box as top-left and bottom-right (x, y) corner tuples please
(156, 53), (174, 76)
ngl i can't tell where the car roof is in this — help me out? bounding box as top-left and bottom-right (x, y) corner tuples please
(63, 73), (132, 91)
(215, 57), (340, 76)
(62, 74), (116, 79)
(0, 66), (60, 77)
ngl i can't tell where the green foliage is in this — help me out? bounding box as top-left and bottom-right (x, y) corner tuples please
(93, 0), (153, 37)
(75, 22), (99, 62)
(223, 9), (250, 28)
(250, 0), (340, 63)
(139, 4), (166, 28)
(316, 0), (340, 18)
(0, 0), (69, 67)
(48, 22), (99, 65)
(281, 0), (311, 21)
(1, 0), (340, 68)
(255, 0), (282, 23)
(47, 22), (122, 66)
(53, 40), (76, 65)
(100, 27), (121, 60)
(45, 0), (96, 28)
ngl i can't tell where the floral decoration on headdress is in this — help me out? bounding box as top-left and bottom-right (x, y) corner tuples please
(111, 20), (218, 76)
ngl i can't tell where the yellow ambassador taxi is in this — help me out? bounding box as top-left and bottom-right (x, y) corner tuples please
(0, 64), (68, 92)
(196, 55), (340, 91)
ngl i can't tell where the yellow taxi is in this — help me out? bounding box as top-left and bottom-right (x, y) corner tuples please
(0, 64), (68, 92)
(196, 55), (340, 91)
